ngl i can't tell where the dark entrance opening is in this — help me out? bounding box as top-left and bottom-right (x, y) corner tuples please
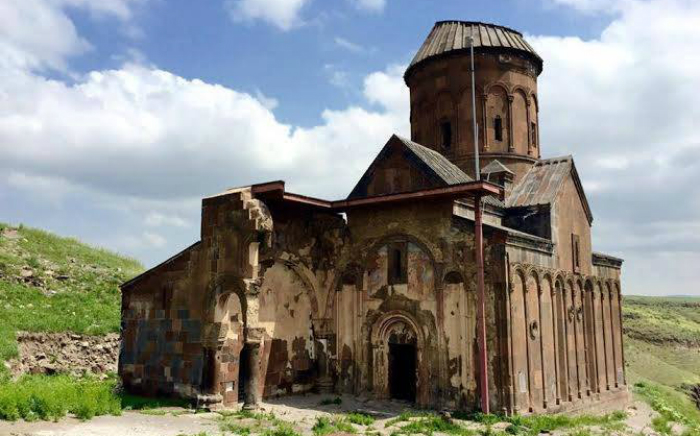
(238, 345), (250, 402)
(389, 342), (417, 402)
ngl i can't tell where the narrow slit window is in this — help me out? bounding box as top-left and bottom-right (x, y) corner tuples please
(494, 116), (503, 142)
(441, 121), (452, 149)
(572, 234), (581, 273)
(531, 122), (537, 147)
(388, 245), (407, 285)
(393, 249), (402, 280)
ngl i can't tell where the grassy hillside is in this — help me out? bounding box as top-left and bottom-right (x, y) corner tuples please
(623, 295), (700, 433)
(0, 223), (143, 370)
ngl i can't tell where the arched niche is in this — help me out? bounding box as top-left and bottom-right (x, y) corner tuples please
(538, 274), (557, 407)
(364, 235), (437, 301)
(485, 84), (509, 152)
(435, 92), (456, 150)
(510, 269), (530, 412)
(511, 90), (529, 155)
(214, 292), (246, 405)
(525, 270), (543, 410)
(529, 94), (539, 154)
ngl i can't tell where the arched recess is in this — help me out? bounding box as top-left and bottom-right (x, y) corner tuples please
(369, 311), (430, 406)
(529, 93), (539, 156)
(257, 261), (318, 395)
(612, 282), (626, 386)
(602, 282), (615, 390)
(214, 292), (246, 405)
(564, 279), (579, 401)
(553, 276), (569, 403)
(436, 92), (456, 150)
(511, 90), (529, 155)
(538, 274), (557, 408)
(485, 84), (509, 152)
(201, 274), (249, 405)
(525, 270), (544, 411)
(510, 269), (530, 412)
(361, 233), (439, 299)
(583, 279), (599, 393)
(443, 270), (478, 408)
(458, 88), (479, 151)
(335, 264), (364, 394)
(593, 282), (608, 391)
(573, 279), (587, 398)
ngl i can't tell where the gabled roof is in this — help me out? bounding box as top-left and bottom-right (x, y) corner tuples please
(348, 134), (472, 199)
(481, 160), (514, 176)
(405, 21), (543, 81)
(506, 156), (593, 224)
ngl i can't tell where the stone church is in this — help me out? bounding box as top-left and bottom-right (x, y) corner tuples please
(119, 21), (627, 414)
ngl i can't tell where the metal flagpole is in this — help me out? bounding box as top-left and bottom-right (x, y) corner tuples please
(469, 34), (490, 415)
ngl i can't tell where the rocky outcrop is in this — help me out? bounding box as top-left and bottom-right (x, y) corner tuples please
(7, 332), (119, 377)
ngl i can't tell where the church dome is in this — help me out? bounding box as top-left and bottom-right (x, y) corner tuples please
(405, 21), (543, 82)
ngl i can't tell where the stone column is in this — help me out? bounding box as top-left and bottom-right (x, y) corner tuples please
(481, 93), (489, 151)
(507, 95), (515, 152)
(243, 327), (264, 410)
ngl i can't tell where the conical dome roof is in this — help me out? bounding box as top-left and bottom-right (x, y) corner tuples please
(405, 21), (543, 80)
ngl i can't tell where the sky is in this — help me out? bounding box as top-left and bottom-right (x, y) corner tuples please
(1, 0), (698, 296)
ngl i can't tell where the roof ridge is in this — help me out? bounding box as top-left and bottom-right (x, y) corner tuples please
(393, 135), (473, 184)
(433, 21), (524, 37)
(536, 155), (573, 165)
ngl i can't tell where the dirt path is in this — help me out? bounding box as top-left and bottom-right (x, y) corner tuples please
(0, 411), (220, 436)
(0, 394), (656, 436)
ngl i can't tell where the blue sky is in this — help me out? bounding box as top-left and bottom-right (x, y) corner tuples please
(1, 0), (699, 296)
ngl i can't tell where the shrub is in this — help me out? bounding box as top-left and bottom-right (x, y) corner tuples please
(319, 397), (342, 406)
(0, 374), (121, 422)
(347, 412), (376, 426)
(313, 416), (357, 435)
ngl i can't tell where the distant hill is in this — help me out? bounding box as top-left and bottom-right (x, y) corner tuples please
(623, 295), (700, 426)
(0, 223), (143, 374)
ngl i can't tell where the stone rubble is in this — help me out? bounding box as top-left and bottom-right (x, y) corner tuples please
(8, 332), (120, 378)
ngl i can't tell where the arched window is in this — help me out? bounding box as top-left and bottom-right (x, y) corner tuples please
(494, 116), (503, 142)
(440, 121), (452, 149)
(388, 244), (407, 285)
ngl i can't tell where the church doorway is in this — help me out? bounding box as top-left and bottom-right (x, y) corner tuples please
(388, 341), (417, 402)
(238, 344), (250, 402)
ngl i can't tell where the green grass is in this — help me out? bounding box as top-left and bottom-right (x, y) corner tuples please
(221, 421), (254, 435)
(390, 415), (475, 436)
(262, 422), (302, 436)
(503, 411), (627, 436)
(634, 381), (700, 435)
(385, 410), (434, 428)
(0, 374), (121, 421)
(347, 412), (376, 426)
(0, 223), (143, 372)
(121, 393), (191, 410)
(312, 416), (357, 435)
(623, 296), (700, 346)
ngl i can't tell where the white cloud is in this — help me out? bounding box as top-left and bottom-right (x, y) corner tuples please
(0, 63), (407, 202)
(546, 0), (628, 13)
(531, 0), (700, 295)
(3, 0), (698, 296)
(144, 212), (189, 228)
(351, 0), (387, 13)
(141, 231), (166, 248)
(0, 0), (142, 72)
(224, 0), (311, 31)
(334, 37), (364, 53)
